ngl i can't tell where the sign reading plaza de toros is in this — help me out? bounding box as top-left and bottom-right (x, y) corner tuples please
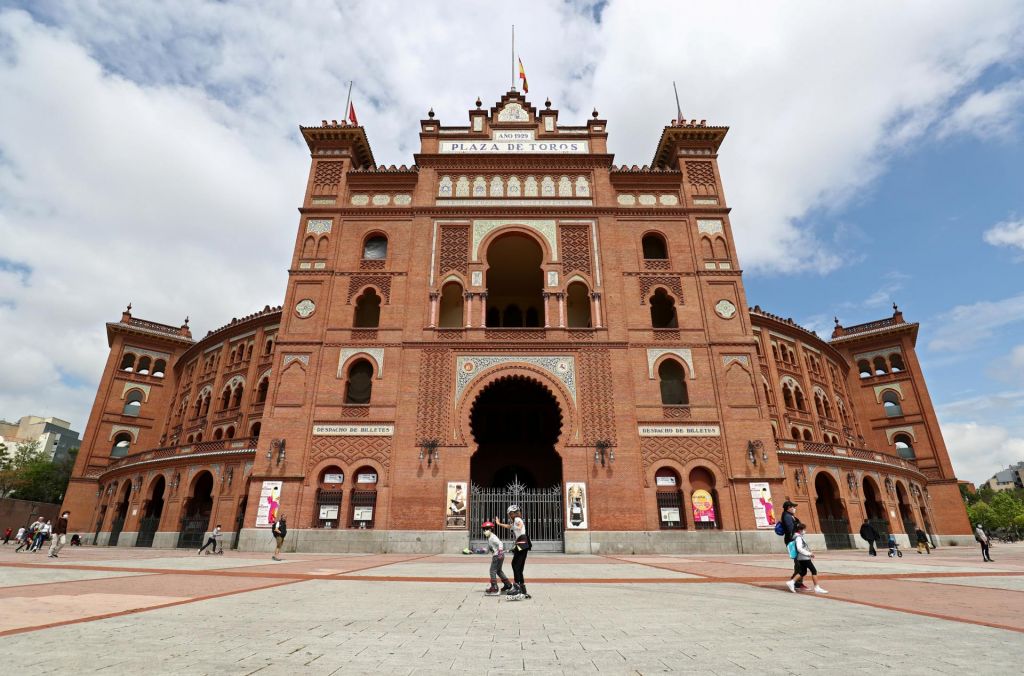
(440, 130), (589, 154)
(637, 424), (722, 437)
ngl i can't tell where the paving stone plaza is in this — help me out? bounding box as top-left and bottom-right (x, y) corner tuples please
(2, 543), (1022, 674)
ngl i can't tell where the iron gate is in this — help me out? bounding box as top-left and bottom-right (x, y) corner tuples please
(108, 516), (125, 546)
(819, 517), (853, 549)
(136, 516), (160, 548)
(867, 518), (890, 548)
(470, 483), (563, 552)
(177, 516), (209, 549)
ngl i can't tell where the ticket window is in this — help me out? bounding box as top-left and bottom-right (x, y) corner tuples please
(350, 466), (378, 529)
(690, 466), (721, 530)
(316, 466), (345, 529)
(655, 468), (685, 529)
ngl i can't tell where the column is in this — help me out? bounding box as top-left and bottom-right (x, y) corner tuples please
(557, 292), (566, 328)
(464, 291), (473, 328)
(428, 292), (439, 328)
(591, 291), (603, 329)
(542, 292), (551, 328)
(479, 292), (488, 327)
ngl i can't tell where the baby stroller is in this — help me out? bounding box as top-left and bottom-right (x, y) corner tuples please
(70, 534), (82, 546)
(887, 534), (903, 558)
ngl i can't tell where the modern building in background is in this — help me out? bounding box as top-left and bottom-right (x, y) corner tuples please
(0, 415), (81, 463)
(62, 91), (972, 552)
(984, 462), (1024, 492)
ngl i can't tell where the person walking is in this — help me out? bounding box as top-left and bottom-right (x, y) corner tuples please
(975, 523), (993, 562)
(13, 527), (25, 546)
(198, 524), (222, 555)
(914, 528), (931, 554)
(480, 521), (512, 596)
(271, 514), (287, 561)
(788, 522), (828, 594)
(859, 519), (879, 556)
(47, 512), (70, 558)
(32, 519), (52, 552)
(780, 501), (805, 590)
(3, 527), (12, 544)
(15, 520), (39, 553)
(494, 505), (531, 600)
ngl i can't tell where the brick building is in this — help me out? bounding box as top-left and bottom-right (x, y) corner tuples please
(62, 91), (972, 553)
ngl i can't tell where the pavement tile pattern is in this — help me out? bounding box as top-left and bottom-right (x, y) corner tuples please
(1, 542), (1022, 674)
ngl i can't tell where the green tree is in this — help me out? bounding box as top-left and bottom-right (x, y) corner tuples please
(4, 441), (76, 503)
(0, 443), (16, 497)
(967, 501), (994, 529)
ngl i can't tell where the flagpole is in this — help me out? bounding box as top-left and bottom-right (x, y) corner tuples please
(345, 81), (353, 123)
(512, 25), (515, 91)
(673, 81), (683, 124)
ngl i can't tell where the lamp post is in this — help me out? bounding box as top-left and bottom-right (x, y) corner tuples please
(594, 439), (614, 467)
(419, 438), (440, 467)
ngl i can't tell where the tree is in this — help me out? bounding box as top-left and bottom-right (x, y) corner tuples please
(0, 444), (16, 498)
(3, 441), (77, 504)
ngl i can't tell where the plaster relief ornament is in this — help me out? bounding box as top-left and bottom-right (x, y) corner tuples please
(295, 299), (316, 318)
(715, 300), (737, 319)
(497, 102), (528, 122)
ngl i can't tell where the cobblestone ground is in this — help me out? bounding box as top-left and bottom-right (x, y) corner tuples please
(1, 542), (1022, 674)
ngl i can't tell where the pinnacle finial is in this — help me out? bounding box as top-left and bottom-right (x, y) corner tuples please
(592, 108), (599, 119)
(892, 302), (899, 313)
(427, 107), (435, 119)
(475, 96), (482, 109)
(126, 302), (132, 313)
(184, 316), (190, 326)
(834, 316), (840, 326)
(545, 97), (551, 109)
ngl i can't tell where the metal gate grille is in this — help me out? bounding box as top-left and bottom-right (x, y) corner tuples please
(867, 518), (890, 547)
(470, 483), (563, 553)
(177, 516), (209, 549)
(108, 516), (125, 546)
(820, 517), (853, 549)
(656, 491), (684, 529)
(136, 516), (160, 547)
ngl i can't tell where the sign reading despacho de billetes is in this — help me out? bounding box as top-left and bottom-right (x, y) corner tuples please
(638, 424), (721, 437)
(312, 424), (394, 437)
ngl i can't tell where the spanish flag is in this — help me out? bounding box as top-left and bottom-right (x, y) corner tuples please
(518, 57), (529, 93)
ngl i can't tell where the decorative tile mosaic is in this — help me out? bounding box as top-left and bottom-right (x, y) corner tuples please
(339, 347), (385, 378)
(697, 219), (724, 235)
(306, 219), (332, 234)
(472, 220), (557, 261)
(646, 349), (694, 380)
(455, 355), (576, 402)
(350, 194), (369, 206)
(295, 299), (316, 318)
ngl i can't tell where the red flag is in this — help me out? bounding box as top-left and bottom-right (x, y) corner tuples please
(348, 101), (359, 126)
(518, 58), (528, 93)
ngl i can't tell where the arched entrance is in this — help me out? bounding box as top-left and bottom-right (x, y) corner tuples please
(178, 471), (214, 548)
(468, 375), (564, 551)
(814, 472), (852, 549)
(862, 477), (889, 545)
(136, 475), (165, 547)
(109, 482), (132, 546)
(896, 482), (917, 537)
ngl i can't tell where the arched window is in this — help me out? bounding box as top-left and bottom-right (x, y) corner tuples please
(250, 421), (261, 440)
(642, 234), (668, 260)
(502, 304), (523, 327)
(822, 396), (833, 420)
(302, 236), (315, 257)
(794, 386), (807, 412)
(362, 235), (388, 260)
(873, 357), (888, 376)
(894, 434), (915, 459)
(649, 288), (678, 328)
(566, 282), (592, 328)
(123, 390), (144, 416)
(137, 356), (152, 375)
(889, 353), (905, 372)
(214, 428), (223, 440)
(225, 425), (235, 440)
(153, 359), (166, 377)
(256, 377), (269, 403)
(484, 233), (544, 328)
(120, 353), (136, 372)
(791, 427), (800, 440)
(654, 467), (684, 529)
(220, 386), (231, 410)
(200, 393), (211, 416)
(264, 338), (274, 355)
(772, 344), (780, 361)
(701, 237), (714, 259)
(802, 428), (812, 441)
(186, 434), (194, 443)
(689, 467), (720, 529)
(815, 394), (825, 417)
(882, 390), (902, 417)
(782, 384), (794, 409)
(246, 344), (253, 361)
(712, 237), (729, 259)
(762, 379), (772, 404)
(353, 288), (382, 328)
(228, 347), (237, 363)
(231, 384), (244, 408)
(658, 359), (688, 405)
(315, 237), (328, 258)
(111, 433), (132, 458)
(344, 359), (374, 405)
(438, 281), (464, 328)
(195, 431), (203, 442)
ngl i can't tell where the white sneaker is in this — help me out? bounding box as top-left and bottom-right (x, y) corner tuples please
(814, 586), (829, 594)
(786, 580), (796, 593)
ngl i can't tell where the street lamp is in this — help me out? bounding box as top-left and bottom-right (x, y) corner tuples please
(594, 439), (614, 467)
(419, 438), (440, 467)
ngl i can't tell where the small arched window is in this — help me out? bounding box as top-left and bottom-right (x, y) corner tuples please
(111, 433), (132, 458)
(894, 434), (915, 459)
(782, 384), (794, 409)
(220, 386), (232, 410)
(882, 390), (902, 417)
(225, 425), (235, 440)
(344, 359), (374, 405)
(256, 377), (269, 403)
(873, 356), (888, 376)
(772, 344), (780, 361)
(712, 237), (729, 259)
(302, 236), (315, 258)
(858, 360), (871, 378)
(214, 428), (224, 440)
(231, 384), (244, 408)
(120, 353), (136, 372)
(642, 234), (668, 260)
(794, 386), (807, 412)
(658, 359), (688, 405)
(362, 235), (388, 260)
(250, 421), (262, 440)
(802, 428), (812, 441)
(889, 354), (905, 372)
(815, 394), (825, 417)
(153, 359), (166, 377)
(791, 427), (800, 440)
(246, 344), (253, 361)
(649, 288), (679, 329)
(822, 397), (833, 420)
(137, 356), (152, 375)
(354, 288), (382, 328)
(566, 282), (592, 328)
(264, 338), (274, 355)
(438, 281), (464, 328)
(123, 390), (144, 416)
(762, 379), (772, 404)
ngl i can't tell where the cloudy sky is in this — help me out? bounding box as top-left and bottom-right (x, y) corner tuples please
(1, 1), (1022, 484)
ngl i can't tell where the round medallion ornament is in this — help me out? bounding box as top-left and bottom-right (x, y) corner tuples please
(714, 300), (737, 319)
(556, 360), (570, 373)
(462, 360), (476, 373)
(295, 299), (316, 318)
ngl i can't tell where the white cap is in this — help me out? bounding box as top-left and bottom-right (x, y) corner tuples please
(506, 504), (519, 514)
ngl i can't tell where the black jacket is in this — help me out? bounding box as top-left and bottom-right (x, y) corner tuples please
(781, 511), (798, 544)
(273, 519), (287, 537)
(860, 522), (878, 541)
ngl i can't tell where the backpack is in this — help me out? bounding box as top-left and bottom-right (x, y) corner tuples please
(774, 521), (786, 536)
(787, 540), (798, 559)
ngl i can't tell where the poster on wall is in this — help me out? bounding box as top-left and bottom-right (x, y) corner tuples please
(319, 505), (339, 520)
(749, 482), (775, 529)
(691, 489), (716, 524)
(256, 481), (282, 528)
(446, 481), (467, 529)
(566, 482), (588, 529)
(353, 507), (374, 522)
(660, 507), (681, 524)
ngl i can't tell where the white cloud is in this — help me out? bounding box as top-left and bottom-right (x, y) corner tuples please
(1, 2), (1024, 433)
(983, 217), (1024, 252)
(941, 421), (1024, 485)
(938, 80), (1024, 139)
(926, 293), (1024, 351)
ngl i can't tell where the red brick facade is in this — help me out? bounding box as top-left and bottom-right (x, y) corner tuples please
(65, 92), (971, 553)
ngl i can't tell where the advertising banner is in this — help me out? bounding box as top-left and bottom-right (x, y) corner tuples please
(566, 482), (588, 529)
(256, 481), (282, 528)
(691, 489), (716, 524)
(446, 481), (467, 529)
(750, 482), (776, 529)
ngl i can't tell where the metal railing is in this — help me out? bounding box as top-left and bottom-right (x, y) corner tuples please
(177, 516), (210, 549)
(819, 517), (853, 550)
(470, 483), (564, 552)
(108, 517), (125, 546)
(777, 439), (922, 475)
(105, 437), (257, 471)
(136, 516), (160, 547)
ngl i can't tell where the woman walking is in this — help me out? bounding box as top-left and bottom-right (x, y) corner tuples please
(494, 505), (531, 600)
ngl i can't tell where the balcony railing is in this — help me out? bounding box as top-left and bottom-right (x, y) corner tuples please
(777, 439), (921, 475)
(105, 437), (257, 472)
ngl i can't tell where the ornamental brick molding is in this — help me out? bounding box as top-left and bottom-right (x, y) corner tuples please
(313, 161), (343, 194)
(309, 436), (392, 483)
(578, 348), (617, 446)
(347, 274), (392, 304)
(640, 436), (724, 477)
(560, 224), (592, 277)
(416, 348), (452, 441)
(439, 225), (469, 275)
(639, 275), (684, 304)
(685, 161), (716, 194)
